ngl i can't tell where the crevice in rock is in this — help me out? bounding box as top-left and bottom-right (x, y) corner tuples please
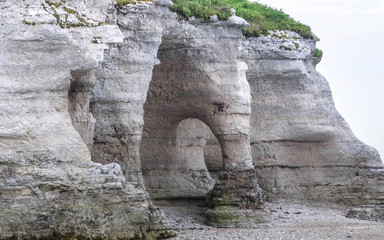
(68, 70), (96, 151)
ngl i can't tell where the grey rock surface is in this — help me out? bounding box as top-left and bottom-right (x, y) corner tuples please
(239, 31), (383, 205)
(0, 1), (168, 239)
(140, 17), (269, 226)
(347, 204), (384, 221)
(2, 0), (384, 238)
(177, 29), (384, 218)
(140, 19), (257, 200)
(90, 4), (177, 236)
(91, 0), (173, 187)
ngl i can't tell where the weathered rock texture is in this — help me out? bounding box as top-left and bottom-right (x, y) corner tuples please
(172, 30), (384, 219)
(238, 31), (384, 206)
(91, 0), (173, 190)
(1, 0), (384, 238)
(0, 1), (169, 239)
(141, 17), (252, 197)
(140, 17), (270, 226)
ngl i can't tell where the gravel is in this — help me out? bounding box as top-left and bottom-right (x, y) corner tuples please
(158, 200), (384, 240)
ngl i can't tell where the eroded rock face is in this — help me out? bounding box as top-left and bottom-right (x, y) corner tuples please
(91, 0), (174, 187)
(180, 29), (384, 214)
(140, 17), (270, 226)
(141, 18), (253, 197)
(2, 0), (384, 237)
(238, 31), (384, 204)
(0, 1), (167, 239)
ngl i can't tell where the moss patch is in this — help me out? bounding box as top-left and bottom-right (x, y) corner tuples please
(145, 230), (176, 240)
(22, 20), (36, 26)
(206, 206), (241, 227)
(214, 193), (235, 206)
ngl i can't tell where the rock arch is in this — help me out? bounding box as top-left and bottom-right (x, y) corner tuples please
(140, 19), (271, 226)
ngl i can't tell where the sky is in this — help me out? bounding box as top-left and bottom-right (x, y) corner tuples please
(255, 0), (384, 161)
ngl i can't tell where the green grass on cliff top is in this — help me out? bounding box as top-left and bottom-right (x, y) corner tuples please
(170, 0), (313, 38)
(116, 0), (313, 38)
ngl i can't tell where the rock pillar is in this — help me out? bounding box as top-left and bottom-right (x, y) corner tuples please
(92, 2), (173, 186)
(239, 31), (383, 204)
(141, 16), (271, 226)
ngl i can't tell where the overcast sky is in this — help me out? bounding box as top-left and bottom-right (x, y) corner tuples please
(255, 0), (384, 161)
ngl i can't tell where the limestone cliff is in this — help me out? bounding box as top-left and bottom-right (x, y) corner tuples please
(1, 0), (384, 239)
(0, 1), (169, 239)
(239, 31), (384, 205)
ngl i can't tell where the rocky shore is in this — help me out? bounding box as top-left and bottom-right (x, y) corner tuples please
(161, 200), (384, 240)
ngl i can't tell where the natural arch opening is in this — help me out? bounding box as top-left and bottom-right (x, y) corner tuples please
(141, 117), (222, 200)
(139, 24), (252, 201)
(138, 21), (271, 226)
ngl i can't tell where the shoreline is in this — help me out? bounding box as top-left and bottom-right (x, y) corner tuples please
(158, 200), (384, 240)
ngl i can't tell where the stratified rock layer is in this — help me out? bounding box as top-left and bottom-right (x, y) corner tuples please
(1, 0), (384, 237)
(140, 16), (270, 226)
(141, 18), (255, 199)
(90, 3), (177, 237)
(0, 1), (168, 239)
(238, 31), (384, 205)
(91, 0), (173, 188)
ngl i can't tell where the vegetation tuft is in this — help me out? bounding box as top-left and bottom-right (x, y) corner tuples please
(170, 0), (313, 38)
(171, 0), (232, 20)
(23, 20), (36, 26)
(116, 0), (153, 8)
(314, 48), (323, 58)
